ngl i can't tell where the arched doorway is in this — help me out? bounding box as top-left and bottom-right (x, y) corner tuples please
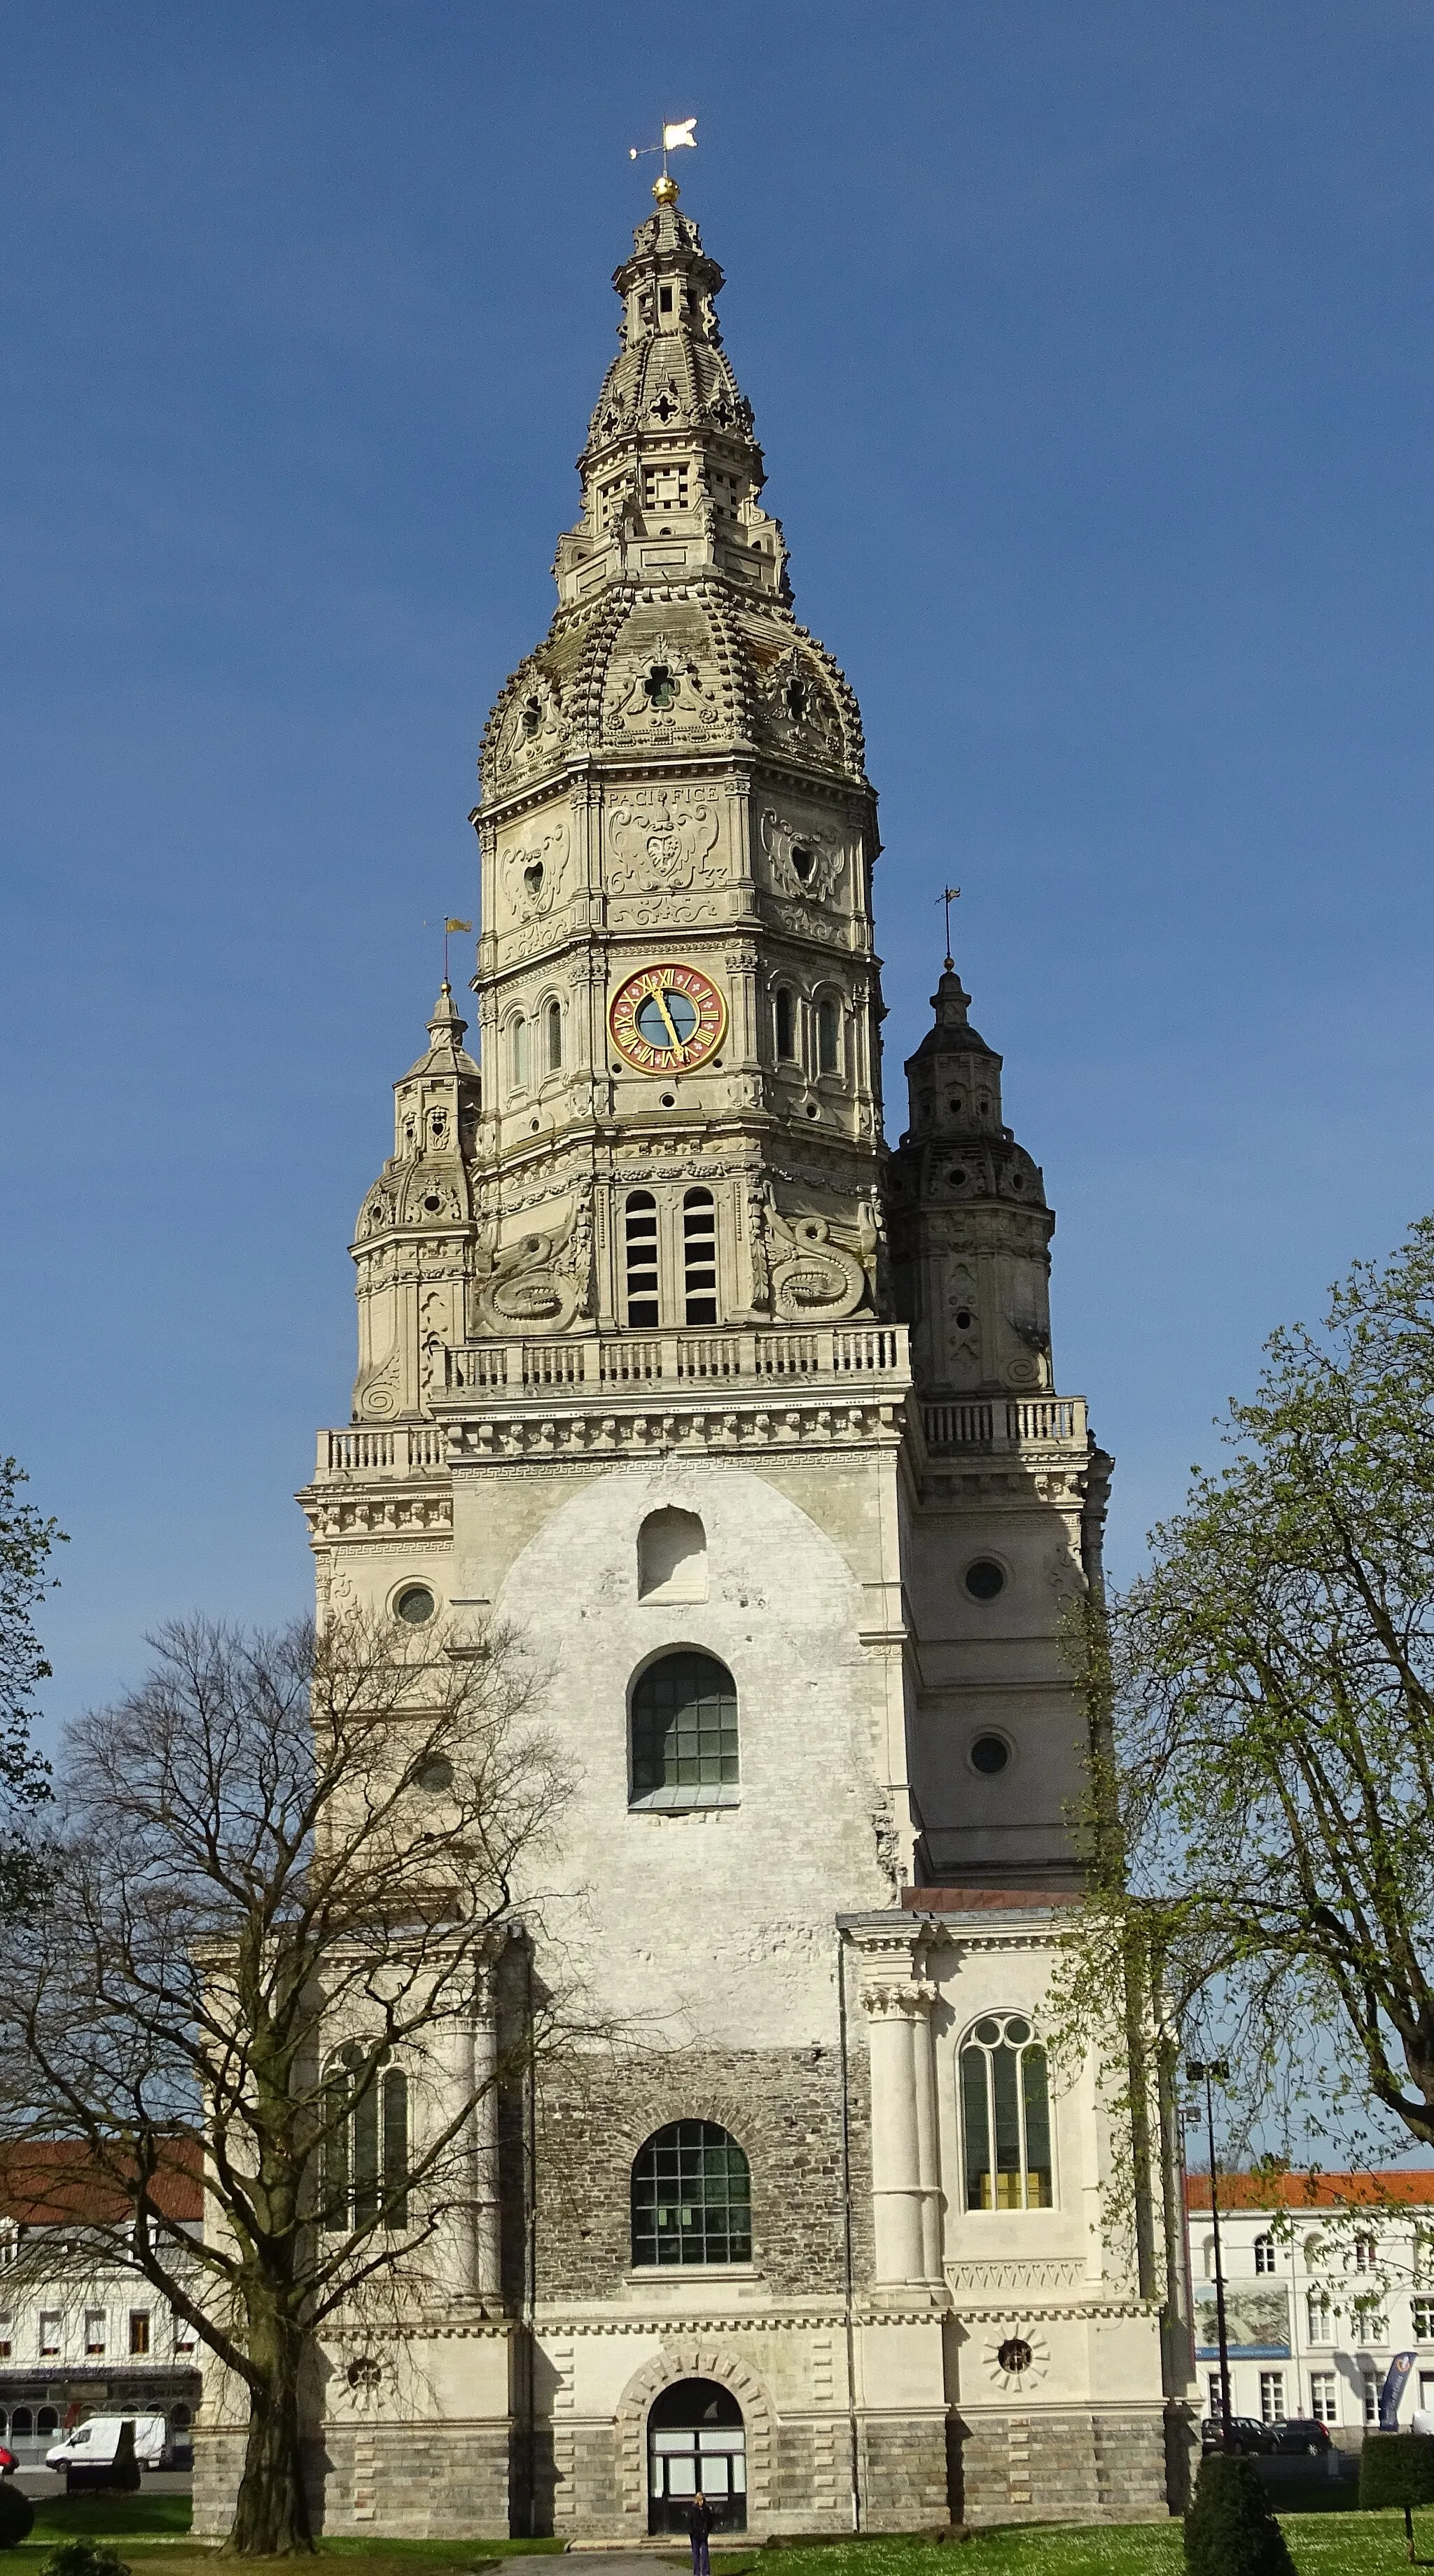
(647, 2378), (746, 2535)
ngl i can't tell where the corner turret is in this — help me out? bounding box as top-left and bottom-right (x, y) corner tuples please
(885, 966), (1054, 1396)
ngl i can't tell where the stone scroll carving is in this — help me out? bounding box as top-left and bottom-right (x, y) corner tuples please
(472, 1190), (594, 1336)
(746, 1185), (878, 1322)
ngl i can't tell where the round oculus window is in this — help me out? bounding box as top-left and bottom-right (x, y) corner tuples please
(394, 1584), (436, 1626)
(964, 1558), (1005, 1601)
(412, 1754), (454, 1793)
(997, 2338), (1033, 2376)
(970, 1733), (1010, 1776)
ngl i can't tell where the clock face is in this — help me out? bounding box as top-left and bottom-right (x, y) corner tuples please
(608, 962), (728, 1074)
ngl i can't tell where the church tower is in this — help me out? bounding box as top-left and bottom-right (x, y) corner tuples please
(265, 176), (1192, 2544)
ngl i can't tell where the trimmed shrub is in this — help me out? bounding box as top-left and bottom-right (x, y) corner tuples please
(0, 2486), (33, 2550)
(1184, 2449), (1297, 2575)
(41, 2545), (132, 2576)
(1360, 2431), (1434, 2555)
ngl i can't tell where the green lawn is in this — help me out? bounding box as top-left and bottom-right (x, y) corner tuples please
(12, 2505), (1434, 2574)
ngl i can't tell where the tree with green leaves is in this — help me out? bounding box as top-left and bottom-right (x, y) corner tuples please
(1064, 1216), (1434, 2164)
(0, 1609), (570, 2556)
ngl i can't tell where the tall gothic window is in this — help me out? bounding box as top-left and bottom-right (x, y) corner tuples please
(774, 987), (796, 1061)
(632, 2122), (751, 2267)
(816, 995), (842, 1074)
(683, 1189), (717, 1324)
(630, 1651), (739, 1809)
(322, 2043), (409, 2232)
(545, 997), (562, 1072)
(508, 1012), (528, 1093)
(625, 1192), (660, 1326)
(959, 2014), (1052, 2210)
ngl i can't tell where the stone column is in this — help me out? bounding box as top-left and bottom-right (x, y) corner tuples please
(431, 1970), (501, 2304)
(472, 1996), (501, 2301)
(857, 1932), (943, 2288)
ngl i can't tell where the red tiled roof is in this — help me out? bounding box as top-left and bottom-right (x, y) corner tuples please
(0, 2136), (202, 2227)
(1186, 2169), (1434, 2213)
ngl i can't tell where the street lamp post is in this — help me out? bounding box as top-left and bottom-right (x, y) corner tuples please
(1188, 2058), (1234, 2454)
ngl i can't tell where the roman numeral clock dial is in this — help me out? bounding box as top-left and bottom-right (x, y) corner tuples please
(608, 963), (727, 1074)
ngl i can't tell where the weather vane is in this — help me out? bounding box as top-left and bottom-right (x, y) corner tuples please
(629, 118), (698, 198)
(424, 916), (473, 981)
(938, 885), (961, 970)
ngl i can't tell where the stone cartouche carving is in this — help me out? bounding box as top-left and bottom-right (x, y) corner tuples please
(501, 822), (569, 922)
(492, 670), (564, 780)
(606, 788), (721, 895)
(753, 645), (847, 767)
(760, 807), (845, 905)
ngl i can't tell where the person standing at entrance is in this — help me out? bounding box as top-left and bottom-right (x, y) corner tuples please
(688, 2491), (714, 2576)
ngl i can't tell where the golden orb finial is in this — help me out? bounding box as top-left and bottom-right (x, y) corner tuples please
(653, 172), (680, 206)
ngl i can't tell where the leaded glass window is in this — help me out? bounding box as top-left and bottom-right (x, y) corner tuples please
(960, 2013), (1052, 2210)
(630, 1651), (739, 1809)
(632, 2121), (751, 2267)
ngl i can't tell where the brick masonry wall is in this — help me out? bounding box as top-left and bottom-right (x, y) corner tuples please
(954, 2409), (1169, 2526)
(536, 2041), (872, 2301)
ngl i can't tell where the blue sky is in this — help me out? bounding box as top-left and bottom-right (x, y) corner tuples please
(3, 0), (1434, 1723)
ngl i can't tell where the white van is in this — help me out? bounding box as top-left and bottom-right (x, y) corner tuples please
(46, 2415), (169, 2472)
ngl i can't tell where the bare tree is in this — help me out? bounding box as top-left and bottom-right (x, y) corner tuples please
(0, 1609), (568, 2556)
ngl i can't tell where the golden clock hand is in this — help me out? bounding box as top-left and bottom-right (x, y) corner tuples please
(655, 988), (683, 1051)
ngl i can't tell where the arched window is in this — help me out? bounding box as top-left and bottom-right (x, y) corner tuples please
(508, 1012), (528, 1093)
(630, 1651), (738, 1809)
(625, 1191), (660, 1326)
(637, 1508), (707, 1604)
(545, 997), (562, 1074)
(632, 2122), (751, 2267)
(960, 2012), (1052, 2210)
(322, 2043), (409, 2232)
(774, 987), (795, 1060)
(1254, 2231), (1276, 2275)
(683, 1189), (717, 1324)
(816, 995), (842, 1075)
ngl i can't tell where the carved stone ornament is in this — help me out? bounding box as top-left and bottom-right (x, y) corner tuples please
(501, 822), (569, 921)
(354, 1345), (401, 1422)
(760, 806), (845, 905)
(604, 631), (721, 743)
(755, 645), (846, 766)
(494, 670), (565, 779)
(606, 788), (721, 895)
(472, 1189), (594, 1336)
(752, 1187), (873, 1322)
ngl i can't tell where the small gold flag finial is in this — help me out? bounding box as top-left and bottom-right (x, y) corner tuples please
(629, 116), (697, 204)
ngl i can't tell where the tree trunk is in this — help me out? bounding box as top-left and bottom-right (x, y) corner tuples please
(225, 2323), (314, 2556)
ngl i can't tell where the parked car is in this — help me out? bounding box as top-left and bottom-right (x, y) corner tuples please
(46, 2414), (169, 2475)
(1263, 2417), (1332, 2457)
(0, 2446), (15, 2477)
(1200, 2416), (1273, 2455)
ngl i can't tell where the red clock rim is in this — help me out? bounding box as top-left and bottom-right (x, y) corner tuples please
(607, 963), (728, 1068)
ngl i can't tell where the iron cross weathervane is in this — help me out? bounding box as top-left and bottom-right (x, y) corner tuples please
(938, 886), (961, 970)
